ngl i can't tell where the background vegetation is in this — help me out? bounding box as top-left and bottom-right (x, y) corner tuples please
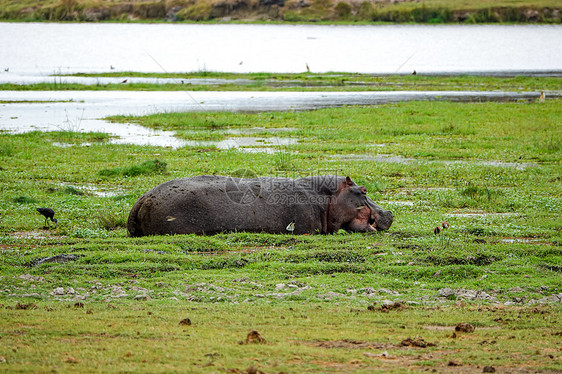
(0, 0), (560, 23)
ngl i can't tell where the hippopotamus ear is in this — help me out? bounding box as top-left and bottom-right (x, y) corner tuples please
(360, 186), (367, 194)
(345, 176), (354, 186)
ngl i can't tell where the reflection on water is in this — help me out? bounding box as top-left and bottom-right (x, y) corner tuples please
(57, 182), (124, 197)
(223, 127), (297, 134)
(181, 136), (298, 151)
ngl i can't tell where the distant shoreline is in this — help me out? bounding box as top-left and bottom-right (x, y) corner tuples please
(0, 0), (560, 24)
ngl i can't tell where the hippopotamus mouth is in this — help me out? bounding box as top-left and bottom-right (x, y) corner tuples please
(365, 198), (393, 231)
(367, 210), (377, 230)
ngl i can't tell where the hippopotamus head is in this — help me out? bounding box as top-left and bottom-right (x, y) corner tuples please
(329, 176), (393, 233)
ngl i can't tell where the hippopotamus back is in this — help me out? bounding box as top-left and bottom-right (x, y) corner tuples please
(127, 175), (393, 236)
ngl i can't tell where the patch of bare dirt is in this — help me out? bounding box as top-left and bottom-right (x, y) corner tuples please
(423, 325), (454, 331)
(309, 339), (391, 349)
(367, 301), (407, 312)
(15, 302), (38, 310)
(399, 337), (436, 348)
(307, 337), (438, 350)
(424, 325), (499, 331)
(302, 339), (560, 374)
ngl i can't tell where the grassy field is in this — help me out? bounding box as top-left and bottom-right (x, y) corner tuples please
(0, 80), (561, 371)
(5, 73), (562, 92)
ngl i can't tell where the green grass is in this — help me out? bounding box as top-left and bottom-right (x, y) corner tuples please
(99, 159), (167, 177)
(5, 73), (562, 92)
(112, 100), (562, 163)
(1, 302), (560, 373)
(0, 95), (561, 372)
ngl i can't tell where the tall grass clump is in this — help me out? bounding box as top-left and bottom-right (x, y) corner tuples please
(0, 143), (15, 157)
(64, 186), (85, 195)
(97, 210), (128, 230)
(12, 196), (37, 204)
(99, 159), (167, 177)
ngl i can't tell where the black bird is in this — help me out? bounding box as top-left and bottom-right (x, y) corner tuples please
(37, 208), (57, 228)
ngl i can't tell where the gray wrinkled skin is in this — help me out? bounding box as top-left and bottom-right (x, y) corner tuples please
(127, 175), (393, 236)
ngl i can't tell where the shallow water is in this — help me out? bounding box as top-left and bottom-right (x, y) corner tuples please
(329, 154), (537, 170)
(0, 73), (262, 86)
(57, 182), (124, 198)
(181, 136), (298, 151)
(1, 90), (550, 148)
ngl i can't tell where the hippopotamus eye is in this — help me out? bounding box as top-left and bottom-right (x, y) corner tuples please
(360, 186), (367, 194)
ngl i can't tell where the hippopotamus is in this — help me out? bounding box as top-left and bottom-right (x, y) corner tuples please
(127, 175), (393, 236)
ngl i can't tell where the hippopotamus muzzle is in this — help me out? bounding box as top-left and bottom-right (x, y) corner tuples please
(365, 198), (394, 231)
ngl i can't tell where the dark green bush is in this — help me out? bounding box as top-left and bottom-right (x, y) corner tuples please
(334, 2), (352, 20)
(64, 186), (85, 196)
(13, 196), (37, 204)
(411, 7), (452, 23)
(177, 2), (213, 21)
(356, 1), (374, 20)
(98, 211), (128, 230)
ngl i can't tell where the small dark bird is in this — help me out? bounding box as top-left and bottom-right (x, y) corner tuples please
(120, 79), (128, 84)
(434, 226), (441, 235)
(306, 63), (310, 72)
(37, 208), (57, 228)
(412, 70), (417, 75)
(4, 67), (8, 72)
(110, 65), (115, 70)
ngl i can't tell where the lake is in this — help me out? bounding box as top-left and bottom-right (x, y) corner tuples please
(1, 23), (560, 148)
(1, 23), (561, 75)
